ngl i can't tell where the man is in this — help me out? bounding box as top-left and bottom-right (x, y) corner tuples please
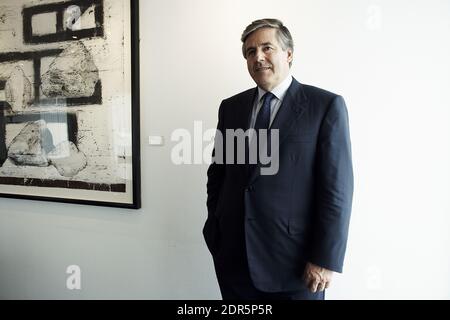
(203, 18), (353, 300)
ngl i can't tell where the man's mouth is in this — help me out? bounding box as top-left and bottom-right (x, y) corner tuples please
(255, 66), (272, 72)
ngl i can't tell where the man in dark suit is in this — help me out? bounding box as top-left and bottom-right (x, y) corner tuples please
(203, 18), (353, 300)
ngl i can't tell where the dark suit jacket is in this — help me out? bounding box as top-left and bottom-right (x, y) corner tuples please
(203, 78), (353, 292)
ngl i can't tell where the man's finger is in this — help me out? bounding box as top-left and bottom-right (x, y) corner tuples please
(317, 282), (325, 292)
(325, 281), (331, 289)
(309, 279), (319, 293)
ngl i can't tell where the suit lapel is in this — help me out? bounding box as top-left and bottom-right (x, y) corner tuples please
(270, 78), (308, 143)
(247, 78), (309, 185)
(241, 88), (258, 130)
(229, 87), (258, 181)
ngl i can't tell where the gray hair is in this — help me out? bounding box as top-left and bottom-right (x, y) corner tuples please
(241, 18), (294, 66)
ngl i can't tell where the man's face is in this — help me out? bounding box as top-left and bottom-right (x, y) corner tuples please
(244, 28), (293, 91)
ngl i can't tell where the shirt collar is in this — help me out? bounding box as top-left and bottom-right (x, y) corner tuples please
(257, 74), (293, 102)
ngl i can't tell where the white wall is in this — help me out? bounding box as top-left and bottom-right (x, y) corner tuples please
(0, 0), (449, 299)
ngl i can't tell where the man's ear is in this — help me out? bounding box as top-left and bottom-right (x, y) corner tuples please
(286, 48), (293, 64)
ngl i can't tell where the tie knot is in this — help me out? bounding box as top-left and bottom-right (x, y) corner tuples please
(262, 92), (276, 105)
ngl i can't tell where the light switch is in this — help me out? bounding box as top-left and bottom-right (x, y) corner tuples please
(148, 135), (164, 146)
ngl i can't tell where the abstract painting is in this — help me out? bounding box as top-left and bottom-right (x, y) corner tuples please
(0, 0), (140, 208)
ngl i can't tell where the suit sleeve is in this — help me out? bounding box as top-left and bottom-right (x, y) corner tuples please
(310, 95), (354, 273)
(206, 101), (225, 217)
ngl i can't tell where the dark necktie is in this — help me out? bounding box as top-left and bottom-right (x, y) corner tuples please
(251, 92), (276, 166)
(254, 92), (276, 130)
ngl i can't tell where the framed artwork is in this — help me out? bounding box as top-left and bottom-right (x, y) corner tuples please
(0, 0), (141, 208)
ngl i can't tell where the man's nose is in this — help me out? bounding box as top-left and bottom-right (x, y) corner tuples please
(255, 50), (265, 62)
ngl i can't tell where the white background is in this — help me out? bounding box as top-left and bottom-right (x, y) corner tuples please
(0, 0), (449, 299)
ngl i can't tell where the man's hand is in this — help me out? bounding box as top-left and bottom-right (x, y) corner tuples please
(303, 262), (334, 293)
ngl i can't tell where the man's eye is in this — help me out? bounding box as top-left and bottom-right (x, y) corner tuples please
(247, 50), (255, 56)
(264, 46), (272, 51)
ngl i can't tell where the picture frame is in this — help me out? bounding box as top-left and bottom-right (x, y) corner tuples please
(0, 0), (141, 209)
